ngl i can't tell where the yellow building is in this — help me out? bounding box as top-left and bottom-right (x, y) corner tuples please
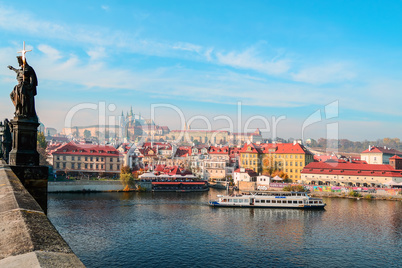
(240, 142), (314, 181)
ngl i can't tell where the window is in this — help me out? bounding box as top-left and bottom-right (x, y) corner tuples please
(90, 157), (93, 161)
(85, 157), (88, 161)
(85, 164), (88, 169)
(63, 156), (66, 160)
(56, 163), (59, 168)
(78, 163), (81, 169)
(96, 164), (99, 169)
(62, 163), (66, 168)
(96, 157), (99, 162)
(110, 158), (113, 162)
(56, 156), (60, 160)
(110, 164), (113, 170)
(78, 156), (81, 161)
(71, 163), (75, 169)
(72, 156), (75, 161)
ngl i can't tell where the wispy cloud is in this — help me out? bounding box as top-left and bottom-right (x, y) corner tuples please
(291, 62), (355, 84)
(215, 48), (290, 75)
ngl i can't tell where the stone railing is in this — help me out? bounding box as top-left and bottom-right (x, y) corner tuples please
(0, 161), (85, 267)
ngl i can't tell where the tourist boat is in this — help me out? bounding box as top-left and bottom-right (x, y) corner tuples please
(209, 191), (326, 209)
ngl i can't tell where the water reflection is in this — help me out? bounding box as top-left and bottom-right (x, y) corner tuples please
(48, 191), (402, 268)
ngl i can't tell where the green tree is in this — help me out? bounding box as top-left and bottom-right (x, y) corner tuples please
(37, 131), (47, 149)
(120, 165), (134, 188)
(37, 131), (48, 165)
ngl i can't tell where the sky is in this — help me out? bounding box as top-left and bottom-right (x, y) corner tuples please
(0, 0), (402, 141)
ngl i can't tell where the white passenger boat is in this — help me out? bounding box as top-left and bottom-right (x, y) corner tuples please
(209, 191), (326, 209)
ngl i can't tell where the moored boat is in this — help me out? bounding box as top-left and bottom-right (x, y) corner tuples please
(209, 191), (326, 209)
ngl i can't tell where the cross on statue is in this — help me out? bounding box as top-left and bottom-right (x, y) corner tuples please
(17, 41), (31, 65)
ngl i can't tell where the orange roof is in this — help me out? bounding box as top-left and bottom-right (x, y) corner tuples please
(240, 142), (312, 155)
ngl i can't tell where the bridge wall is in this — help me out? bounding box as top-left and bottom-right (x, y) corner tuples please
(0, 161), (85, 267)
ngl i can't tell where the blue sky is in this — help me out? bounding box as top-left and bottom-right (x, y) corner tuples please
(0, 1), (401, 141)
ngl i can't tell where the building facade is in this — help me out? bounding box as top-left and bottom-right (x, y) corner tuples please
(52, 142), (123, 176)
(361, 146), (402, 164)
(300, 158), (402, 187)
(239, 142), (314, 181)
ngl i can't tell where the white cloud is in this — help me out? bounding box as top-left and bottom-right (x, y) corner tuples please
(101, 5), (109, 11)
(37, 44), (62, 60)
(87, 47), (106, 61)
(291, 62), (355, 84)
(216, 48), (290, 75)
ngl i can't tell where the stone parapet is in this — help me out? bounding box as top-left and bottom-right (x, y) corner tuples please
(0, 161), (85, 267)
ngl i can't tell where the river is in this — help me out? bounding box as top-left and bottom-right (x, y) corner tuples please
(47, 189), (402, 268)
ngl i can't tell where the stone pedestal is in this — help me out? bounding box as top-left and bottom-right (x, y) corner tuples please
(8, 117), (47, 213)
(10, 165), (48, 213)
(8, 117), (39, 166)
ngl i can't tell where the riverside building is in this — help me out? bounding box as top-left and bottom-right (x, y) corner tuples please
(52, 142), (123, 177)
(239, 142), (314, 181)
(300, 156), (402, 187)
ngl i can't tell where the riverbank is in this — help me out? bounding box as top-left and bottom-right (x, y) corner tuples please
(309, 191), (402, 201)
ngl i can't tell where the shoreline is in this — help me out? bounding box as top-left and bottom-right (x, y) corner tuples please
(308, 191), (402, 201)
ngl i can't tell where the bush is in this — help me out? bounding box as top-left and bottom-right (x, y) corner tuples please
(120, 173), (135, 187)
(348, 190), (362, 198)
(283, 185), (307, 192)
(364, 194), (374, 199)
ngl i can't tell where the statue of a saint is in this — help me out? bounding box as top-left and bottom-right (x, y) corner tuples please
(8, 56), (38, 119)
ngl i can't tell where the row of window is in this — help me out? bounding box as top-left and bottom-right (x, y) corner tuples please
(243, 154), (306, 159)
(55, 155), (120, 162)
(255, 199), (302, 204)
(55, 162), (120, 170)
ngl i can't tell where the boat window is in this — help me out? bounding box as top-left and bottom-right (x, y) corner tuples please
(228, 199), (233, 202)
(266, 200), (271, 203)
(233, 199), (238, 203)
(261, 200), (265, 203)
(255, 199), (260, 203)
(309, 201), (314, 204)
(298, 201), (302, 204)
(272, 200), (277, 203)
(293, 201), (298, 204)
(314, 201), (318, 204)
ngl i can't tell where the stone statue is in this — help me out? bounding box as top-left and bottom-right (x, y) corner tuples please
(2, 119), (12, 163)
(8, 56), (38, 119)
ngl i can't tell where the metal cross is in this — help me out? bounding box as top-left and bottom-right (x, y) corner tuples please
(17, 41), (32, 64)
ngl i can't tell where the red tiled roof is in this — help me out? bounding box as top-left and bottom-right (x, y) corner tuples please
(301, 160), (402, 177)
(361, 146), (402, 155)
(52, 141), (121, 157)
(390, 155), (402, 160)
(239, 142), (312, 155)
(209, 146), (229, 154)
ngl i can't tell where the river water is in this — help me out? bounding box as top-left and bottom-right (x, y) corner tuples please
(47, 189), (402, 268)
